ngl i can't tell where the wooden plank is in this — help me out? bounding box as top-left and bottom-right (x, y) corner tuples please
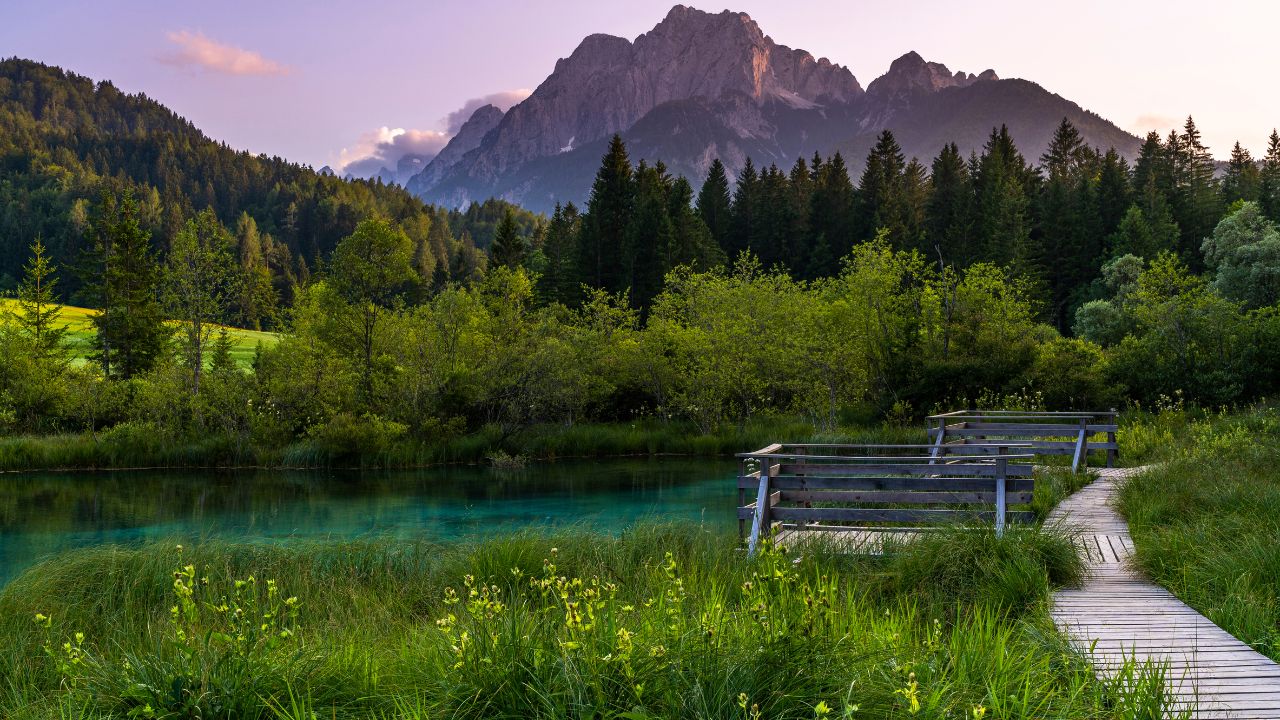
(777, 489), (1035, 504)
(769, 507), (1037, 524)
(776, 462), (1034, 477)
(753, 476), (1036, 493)
(961, 422), (1119, 433)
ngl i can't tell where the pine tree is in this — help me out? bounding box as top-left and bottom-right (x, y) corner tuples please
(1222, 141), (1261, 205)
(1174, 117), (1222, 265)
(234, 212), (278, 330)
(1262, 130), (1280, 223)
(809, 152), (856, 265)
(625, 163), (673, 311)
(925, 143), (973, 265)
(857, 130), (908, 245)
(81, 190), (168, 380)
(14, 238), (70, 364)
(755, 164), (795, 268)
(1038, 118), (1101, 329)
(536, 203), (581, 305)
(786, 156), (814, 264)
(901, 158), (929, 252)
(577, 135), (634, 292)
(973, 126), (1035, 269)
(728, 158), (760, 261)
(166, 208), (239, 397)
(489, 209), (527, 269)
(667, 177), (723, 270)
(1096, 148), (1132, 237)
(696, 159), (732, 251)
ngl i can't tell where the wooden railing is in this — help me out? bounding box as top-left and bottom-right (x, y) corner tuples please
(927, 410), (1118, 472)
(737, 443), (1035, 555)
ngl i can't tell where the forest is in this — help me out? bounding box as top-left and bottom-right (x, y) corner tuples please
(3, 57), (1280, 467)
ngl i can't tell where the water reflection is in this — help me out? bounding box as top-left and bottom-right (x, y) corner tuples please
(0, 458), (738, 584)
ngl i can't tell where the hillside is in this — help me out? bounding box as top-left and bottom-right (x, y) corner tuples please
(0, 300), (277, 369)
(0, 58), (507, 302)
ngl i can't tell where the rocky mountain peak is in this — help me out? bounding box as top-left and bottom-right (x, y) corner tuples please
(867, 51), (998, 97)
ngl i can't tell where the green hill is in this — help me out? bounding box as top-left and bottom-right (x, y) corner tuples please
(1, 299), (276, 369)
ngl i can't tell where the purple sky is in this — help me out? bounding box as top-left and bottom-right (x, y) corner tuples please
(6, 0), (1277, 174)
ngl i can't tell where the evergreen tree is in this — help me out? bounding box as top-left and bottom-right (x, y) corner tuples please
(901, 158), (929, 252)
(667, 177), (723, 270)
(786, 156), (814, 264)
(81, 190), (168, 379)
(1222, 141), (1261, 205)
(808, 152), (856, 268)
(1261, 130), (1280, 222)
(1038, 118), (1101, 329)
(728, 158), (760, 260)
(973, 126), (1035, 270)
(754, 164), (795, 269)
(536, 203), (581, 305)
(625, 163), (674, 311)
(1174, 117), (1223, 264)
(489, 209), (527, 269)
(165, 208), (239, 397)
(234, 212), (278, 330)
(857, 130), (909, 245)
(577, 135), (634, 292)
(925, 143), (974, 265)
(696, 159), (732, 251)
(1096, 148), (1133, 237)
(13, 238), (70, 364)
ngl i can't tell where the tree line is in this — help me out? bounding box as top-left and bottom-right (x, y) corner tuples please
(509, 118), (1280, 334)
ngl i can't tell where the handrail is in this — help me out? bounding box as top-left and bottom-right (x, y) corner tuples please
(738, 452), (1036, 462)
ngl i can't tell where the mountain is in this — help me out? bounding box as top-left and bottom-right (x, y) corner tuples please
(409, 5), (1142, 212)
(405, 103), (505, 202)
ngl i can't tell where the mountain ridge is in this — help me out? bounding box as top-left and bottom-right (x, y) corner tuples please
(409, 5), (1143, 212)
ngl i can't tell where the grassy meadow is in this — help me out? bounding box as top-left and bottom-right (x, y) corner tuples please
(0, 524), (1184, 720)
(0, 299), (277, 369)
(1117, 407), (1280, 661)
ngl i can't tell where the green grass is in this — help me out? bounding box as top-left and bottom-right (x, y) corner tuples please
(0, 524), (1182, 719)
(1117, 407), (1280, 662)
(0, 299), (278, 369)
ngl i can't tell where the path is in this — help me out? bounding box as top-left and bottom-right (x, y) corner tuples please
(1049, 467), (1280, 719)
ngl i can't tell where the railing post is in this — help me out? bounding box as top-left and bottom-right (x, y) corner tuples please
(995, 446), (1007, 537)
(747, 455), (773, 557)
(738, 456), (747, 542)
(929, 417), (945, 464)
(1071, 416), (1088, 472)
(1107, 408), (1117, 468)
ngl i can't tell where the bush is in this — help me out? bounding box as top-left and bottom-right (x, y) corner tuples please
(304, 412), (408, 463)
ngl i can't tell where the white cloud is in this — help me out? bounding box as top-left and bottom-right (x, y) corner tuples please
(160, 30), (291, 76)
(336, 90), (531, 180)
(337, 127), (451, 180)
(443, 89), (531, 133)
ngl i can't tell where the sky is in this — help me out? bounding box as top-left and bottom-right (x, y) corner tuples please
(5, 0), (1278, 175)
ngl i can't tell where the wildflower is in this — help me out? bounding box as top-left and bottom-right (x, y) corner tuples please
(972, 705), (987, 719)
(814, 700), (832, 717)
(33, 613), (50, 628)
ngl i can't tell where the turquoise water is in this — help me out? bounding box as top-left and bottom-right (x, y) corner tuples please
(0, 458), (739, 585)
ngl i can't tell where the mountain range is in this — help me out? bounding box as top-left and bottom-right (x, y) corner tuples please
(405, 5), (1142, 212)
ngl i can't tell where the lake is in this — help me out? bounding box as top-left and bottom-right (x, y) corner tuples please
(0, 458), (740, 585)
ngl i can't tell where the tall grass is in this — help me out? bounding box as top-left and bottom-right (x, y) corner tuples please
(1117, 407), (1280, 661)
(0, 418), (929, 472)
(0, 524), (1180, 719)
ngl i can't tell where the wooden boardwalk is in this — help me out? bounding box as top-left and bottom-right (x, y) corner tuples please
(1049, 467), (1280, 719)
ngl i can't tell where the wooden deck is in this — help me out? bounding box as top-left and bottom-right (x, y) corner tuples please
(1048, 467), (1280, 719)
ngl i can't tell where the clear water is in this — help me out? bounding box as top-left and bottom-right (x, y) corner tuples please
(0, 458), (740, 585)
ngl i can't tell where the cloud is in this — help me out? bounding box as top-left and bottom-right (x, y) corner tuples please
(443, 90), (531, 134)
(336, 90), (530, 181)
(1129, 113), (1182, 135)
(160, 30), (291, 76)
(337, 127), (451, 180)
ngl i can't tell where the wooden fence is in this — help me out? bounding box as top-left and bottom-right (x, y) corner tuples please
(737, 443), (1035, 556)
(927, 410), (1118, 472)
